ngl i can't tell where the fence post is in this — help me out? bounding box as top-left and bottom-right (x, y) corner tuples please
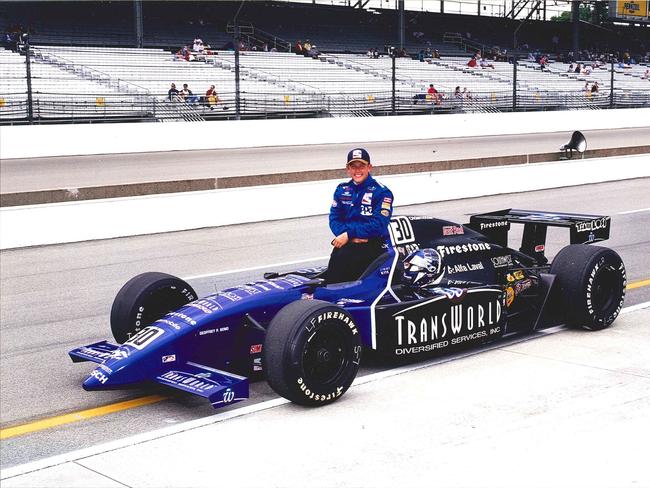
(391, 49), (396, 115)
(512, 55), (517, 112)
(234, 24), (241, 120)
(24, 35), (34, 123)
(609, 56), (614, 109)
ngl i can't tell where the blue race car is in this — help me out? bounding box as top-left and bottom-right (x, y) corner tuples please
(70, 210), (626, 408)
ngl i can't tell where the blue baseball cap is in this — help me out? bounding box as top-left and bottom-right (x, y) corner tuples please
(347, 148), (371, 166)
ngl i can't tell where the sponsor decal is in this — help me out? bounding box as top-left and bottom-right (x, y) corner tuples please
(514, 279), (533, 295)
(507, 270), (525, 281)
(336, 298), (365, 306)
(446, 262), (485, 274)
(156, 319), (182, 330)
(362, 192), (373, 205)
(442, 225), (465, 236)
(387, 290), (503, 356)
(308, 311), (358, 335)
(431, 287), (467, 302)
(383, 197), (392, 203)
(297, 377), (344, 402)
(89, 368), (109, 384)
(534, 244), (545, 253)
(110, 349), (129, 360)
(219, 291), (242, 302)
(159, 371), (219, 393)
(506, 287), (515, 307)
(585, 258), (626, 326)
(397, 242), (420, 258)
(575, 217), (608, 233)
(479, 220), (508, 230)
(98, 364), (113, 374)
(250, 344), (263, 354)
(167, 311), (197, 326)
(436, 242), (491, 258)
(361, 205), (373, 216)
(588, 232), (596, 243)
(380, 266), (391, 276)
(253, 358), (263, 372)
(301, 293), (314, 300)
(491, 255), (512, 268)
(78, 347), (115, 361)
(381, 209), (390, 217)
(381, 202), (392, 210)
(199, 328), (216, 336)
(162, 354), (176, 363)
(222, 388), (235, 403)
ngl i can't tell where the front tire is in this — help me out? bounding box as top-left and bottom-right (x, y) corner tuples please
(550, 245), (626, 330)
(110, 272), (197, 343)
(263, 300), (362, 406)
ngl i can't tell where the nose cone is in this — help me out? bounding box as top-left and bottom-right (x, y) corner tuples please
(83, 367), (111, 391)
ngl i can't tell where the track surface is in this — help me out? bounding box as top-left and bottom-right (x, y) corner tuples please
(1, 178), (649, 469)
(2, 127), (649, 193)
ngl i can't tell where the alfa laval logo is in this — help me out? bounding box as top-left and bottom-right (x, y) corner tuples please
(479, 220), (508, 230)
(575, 217), (608, 233)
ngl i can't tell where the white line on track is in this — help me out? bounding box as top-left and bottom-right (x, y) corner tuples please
(3, 300), (649, 481)
(617, 207), (650, 215)
(184, 255), (329, 281)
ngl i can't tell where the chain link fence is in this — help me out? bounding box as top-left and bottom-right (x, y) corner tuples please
(1, 43), (649, 125)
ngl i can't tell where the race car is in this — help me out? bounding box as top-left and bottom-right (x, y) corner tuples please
(69, 209), (626, 409)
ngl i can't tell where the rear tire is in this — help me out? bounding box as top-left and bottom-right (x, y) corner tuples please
(110, 272), (197, 343)
(550, 245), (626, 330)
(263, 300), (362, 406)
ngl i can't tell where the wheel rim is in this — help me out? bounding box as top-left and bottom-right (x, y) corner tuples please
(591, 265), (623, 315)
(302, 323), (350, 387)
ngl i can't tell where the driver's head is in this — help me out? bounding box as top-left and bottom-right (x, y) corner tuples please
(346, 148), (372, 185)
(403, 248), (444, 287)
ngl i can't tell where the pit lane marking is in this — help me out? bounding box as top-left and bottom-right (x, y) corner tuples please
(626, 279), (650, 290)
(617, 207), (650, 215)
(0, 396), (166, 441)
(2, 289), (650, 442)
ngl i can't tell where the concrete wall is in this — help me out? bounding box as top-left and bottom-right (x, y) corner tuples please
(2, 154), (648, 249)
(2, 108), (649, 159)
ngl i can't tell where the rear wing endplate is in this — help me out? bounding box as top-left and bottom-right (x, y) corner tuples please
(466, 209), (611, 263)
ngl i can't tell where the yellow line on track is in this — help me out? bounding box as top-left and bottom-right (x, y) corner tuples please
(627, 278), (650, 290)
(0, 395), (166, 440)
(2, 278), (649, 441)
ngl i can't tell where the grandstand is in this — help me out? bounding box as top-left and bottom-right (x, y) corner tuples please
(1, 1), (648, 123)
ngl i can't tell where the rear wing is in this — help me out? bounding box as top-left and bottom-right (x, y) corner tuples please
(466, 209), (611, 263)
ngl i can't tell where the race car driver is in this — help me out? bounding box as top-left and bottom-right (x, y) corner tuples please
(325, 148), (394, 283)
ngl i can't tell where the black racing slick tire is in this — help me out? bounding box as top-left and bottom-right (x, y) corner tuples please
(263, 300), (362, 407)
(110, 272), (197, 343)
(550, 244), (626, 330)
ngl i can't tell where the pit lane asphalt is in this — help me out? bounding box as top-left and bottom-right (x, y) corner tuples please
(1, 127), (650, 193)
(0, 178), (649, 470)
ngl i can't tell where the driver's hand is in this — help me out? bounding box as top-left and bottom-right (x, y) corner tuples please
(331, 232), (349, 248)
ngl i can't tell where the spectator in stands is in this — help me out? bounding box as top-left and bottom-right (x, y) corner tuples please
(467, 56), (477, 68)
(591, 81), (599, 94)
(584, 82), (590, 95)
(462, 87), (472, 100)
(295, 40), (303, 54)
(193, 38), (204, 52)
(427, 84), (440, 105)
(642, 68), (650, 80)
(480, 58), (494, 69)
(168, 83), (180, 101)
(454, 86), (462, 99)
(181, 83), (199, 104)
(539, 55), (548, 71)
(303, 40), (312, 55)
